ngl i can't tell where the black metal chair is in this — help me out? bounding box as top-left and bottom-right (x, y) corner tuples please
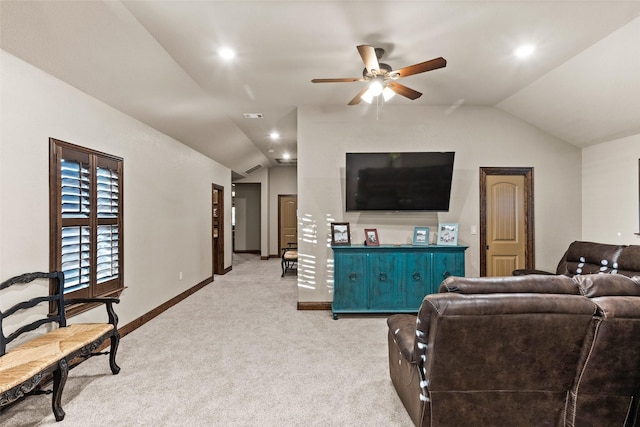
(281, 243), (298, 277)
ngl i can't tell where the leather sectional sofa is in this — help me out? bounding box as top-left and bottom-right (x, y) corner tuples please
(513, 240), (640, 277)
(387, 273), (640, 426)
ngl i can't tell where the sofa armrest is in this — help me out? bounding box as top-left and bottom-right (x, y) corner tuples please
(387, 314), (418, 364)
(512, 268), (555, 276)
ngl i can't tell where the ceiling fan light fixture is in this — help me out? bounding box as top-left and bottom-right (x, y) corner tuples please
(361, 89), (374, 104)
(382, 86), (395, 101)
(312, 45), (444, 105)
(369, 80), (383, 96)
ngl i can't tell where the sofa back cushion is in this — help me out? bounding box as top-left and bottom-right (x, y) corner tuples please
(439, 274), (579, 294)
(557, 241), (626, 276)
(573, 273), (640, 297)
(415, 293), (597, 426)
(615, 245), (640, 277)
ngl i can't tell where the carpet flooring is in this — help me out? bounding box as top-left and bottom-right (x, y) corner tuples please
(1, 253), (412, 426)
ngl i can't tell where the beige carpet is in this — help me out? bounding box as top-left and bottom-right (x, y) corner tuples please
(1, 253), (412, 426)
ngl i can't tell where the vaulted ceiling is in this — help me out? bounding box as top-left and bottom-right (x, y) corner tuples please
(2, 1), (639, 177)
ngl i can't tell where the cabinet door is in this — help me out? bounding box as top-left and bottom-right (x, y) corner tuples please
(431, 251), (466, 288)
(404, 252), (431, 309)
(368, 252), (400, 309)
(333, 253), (368, 310)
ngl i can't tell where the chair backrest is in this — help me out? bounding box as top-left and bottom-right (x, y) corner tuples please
(415, 292), (597, 426)
(0, 271), (66, 355)
(439, 274), (580, 294)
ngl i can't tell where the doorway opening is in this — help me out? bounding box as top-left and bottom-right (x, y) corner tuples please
(233, 183), (261, 254)
(479, 167), (535, 277)
(212, 184), (225, 275)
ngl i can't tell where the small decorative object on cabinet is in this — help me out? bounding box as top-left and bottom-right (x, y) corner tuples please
(437, 223), (458, 246)
(364, 228), (379, 246)
(413, 227), (430, 246)
(331, 244), (467, 319)
(331, 222), (351, 246)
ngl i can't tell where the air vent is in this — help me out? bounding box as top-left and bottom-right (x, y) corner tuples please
(243, 113), (263, 119)
(275, 158), (297, 165)
(244, 164), (263, 175)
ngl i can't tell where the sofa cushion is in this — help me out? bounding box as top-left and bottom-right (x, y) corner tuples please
(615, 245), (640, 277)
(558, 241), (626, 276)
(439, 274), (579, 294)
(573, 274), (640, 298)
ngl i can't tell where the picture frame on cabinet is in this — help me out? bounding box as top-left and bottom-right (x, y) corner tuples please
(331, 222), (351, 246)
(413, 227), (430, 246)
(364, 228), (379, 246)
(437, 223), (458, 246)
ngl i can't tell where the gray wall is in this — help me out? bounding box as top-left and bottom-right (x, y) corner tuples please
(1, 50), (232, 328)
(297, 104), (583, 303)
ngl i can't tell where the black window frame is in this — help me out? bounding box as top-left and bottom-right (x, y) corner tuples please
(49, 138), (124, 316)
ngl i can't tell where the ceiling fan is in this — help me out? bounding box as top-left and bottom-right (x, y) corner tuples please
(311, 45), (447, 105)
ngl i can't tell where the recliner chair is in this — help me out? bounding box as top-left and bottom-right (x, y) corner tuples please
(387, 287), (597, 426)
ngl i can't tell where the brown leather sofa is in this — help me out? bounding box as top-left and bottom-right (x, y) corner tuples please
(513, 241), (640, 278)
(567, 274), (640, 427)
(387, 274), (640, 426)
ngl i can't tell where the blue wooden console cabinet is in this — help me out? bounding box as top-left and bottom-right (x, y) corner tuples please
(331, 244), (467, 319)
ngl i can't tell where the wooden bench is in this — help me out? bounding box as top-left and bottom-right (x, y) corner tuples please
(281, 243), (298, 277)
(0, 271), (121, 421)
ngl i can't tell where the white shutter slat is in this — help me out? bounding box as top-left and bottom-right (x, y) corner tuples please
(96, 224), (119, 283)
(61, 226), (90, 292)
(61, 159), (90, 217)
(97, 166), (119, 217)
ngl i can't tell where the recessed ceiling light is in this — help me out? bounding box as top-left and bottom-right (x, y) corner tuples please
(514, 44), (536, 58)
(218, 47), (236, 60)
(269, 132), (280, 140)
(282, 152), (290, 159)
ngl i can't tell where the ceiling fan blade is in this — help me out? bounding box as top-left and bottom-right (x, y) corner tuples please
(387, 82), (422, 100)
(357, 45), (380, 75)
(393, 57), (447, 78)
(348, 87), (369, 105)
(311, 78), (363, 83)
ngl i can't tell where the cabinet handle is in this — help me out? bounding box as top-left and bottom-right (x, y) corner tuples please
(442, 271), (451, 279)
(379, 272), (388, 282)
(412, 272), (422, 281)
(348, 272), (358, 281)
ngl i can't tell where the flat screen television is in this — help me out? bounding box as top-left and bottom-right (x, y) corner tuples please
(345, 152), (455, 212)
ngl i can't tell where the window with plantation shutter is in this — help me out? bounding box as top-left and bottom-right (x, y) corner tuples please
(50, 138), (124, 314)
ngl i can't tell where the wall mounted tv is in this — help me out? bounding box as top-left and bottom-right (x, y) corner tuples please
(345, 152), (455, 212)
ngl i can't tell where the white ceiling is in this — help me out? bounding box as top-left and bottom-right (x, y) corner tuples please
(2, 1), (639, 177)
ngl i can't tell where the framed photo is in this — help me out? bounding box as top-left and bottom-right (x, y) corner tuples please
(413, 227), (430, 246)
(331, 222), (351, 246)
(437, 223), (458, 246)
(364, 228), (379, 246)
